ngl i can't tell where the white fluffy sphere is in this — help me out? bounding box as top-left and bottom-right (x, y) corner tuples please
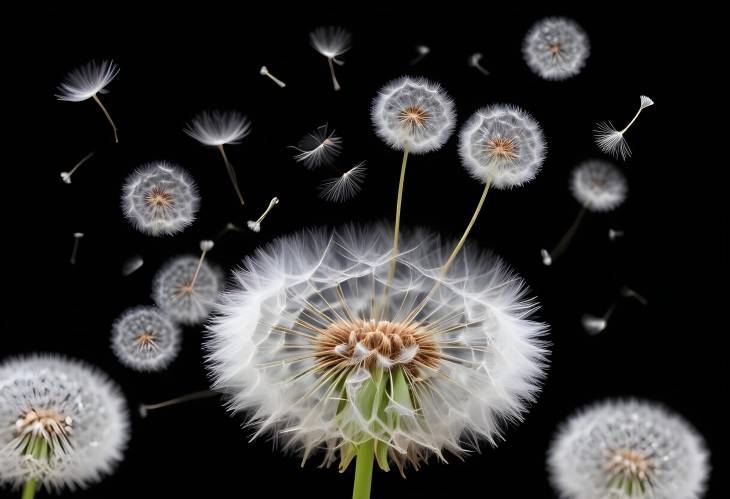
(570, 160), (627, 212)
(152, 256), (222, 325)
(111, 306), (182, 372)
(523, 17), (590, 81)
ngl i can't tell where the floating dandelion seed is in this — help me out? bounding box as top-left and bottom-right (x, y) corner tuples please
(184, 110), (251, 205)
(69, 232), (84, 265)
(0, 354), (129, 495)
(153, 242), (221, 325)
(121, 255), (144, 276)
(122, 162), (200, 236)
(206, 225), (548, 498)
(608, 228), (624, 241)
(290, 124), (343, 169)
(319, 161), (367, 202)
(139, 390), (219, 418)
(581, 286), (648, 335)
(410, 45), (430, 65)
(541, 160), (627, 265)
(310, 26), (351, 91)
(468, 53), (489, 75)
(548, 399), (709, 499)
(595, 96), (654, 160)
(459, 104), (546, 189)
(247, 197), (280, 233)
(523, 17), (589, 80)
(214, 222), (244, 242)
(111, 306), (181, 372)
(60, 151), (94, 185)
(56, 60), (120, 143)
(259, 66), (286, 88)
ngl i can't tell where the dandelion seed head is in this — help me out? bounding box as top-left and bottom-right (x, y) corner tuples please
(570, 160), (627, 212)
(56, 60), (119, 102)
(184, 110), (252, 146)
(291, 125), (343, 169)
(153, 255), (222, 325)
(372, 77), (456, 154)
(523, 17), (589, 81)
(548, 399), (709, 499)
(318, 162), (367, 202)
(205, 225), (548, 472)
(121, 162), (200, 236)
(0, 354), (129, 491)
(111, 306), (181, 372)
(310, 26), (351, 59)
(459, 104), (546, 189)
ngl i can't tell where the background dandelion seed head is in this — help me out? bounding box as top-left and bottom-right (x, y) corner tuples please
(111, 306), (181, 372)
(523, 17), (589, 80)
(570, 159), (627, 212)
(153, 255), (222, 325)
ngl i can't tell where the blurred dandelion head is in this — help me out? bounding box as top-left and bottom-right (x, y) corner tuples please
(206, 225), (548, 473)
(111, 306), (181, 372)
(56, 60), (119, 102)
(184, 110), (252, 146)
(121, 162), (200, 236)
(570, 160), (627, 212)
(548, 400), (709, 499)
(310, 26), (351, 60)
(371, 77), (456, 154)
(523, 17), (589, 80)
(153, 255), (222, 325)
(291, 124), (343, 169)
(0, 354), (129, 491)
(459, 105), (546, 189)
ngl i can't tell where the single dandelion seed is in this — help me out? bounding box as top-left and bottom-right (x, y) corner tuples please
(608, 228), (624, 241)
(523, 17), (590, 80)
(152, 247), (222, 326)
(56, 60), (120, 143)
(548, 399), (709, 499)
(205, 225), (548, 498)
(111, 306), (181, 372)
(60, 150), (94, 184)
(541, 160), (627, 265)
(0, 354), (129, 496)
(468, 53), (489, 75)
(581, 286), (647, 336)
(594, 95), (655, 160)
(290, 124), (343, 169)
(259, 65), (286, 88)
(247, 197), (280, 233)
(214, 222), (244, 241)
(184, 110), (251, 205)
(121, 161), (200, 236)
(69, 232), (84, 265)
(138, 390), (219, 418)
(121, 255), (144, 276)
(319, 161), (367, 202)
(310, 26), (351, 91)
(410, 45), (430, 65)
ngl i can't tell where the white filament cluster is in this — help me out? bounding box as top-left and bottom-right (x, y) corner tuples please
(56, 60), (119, 102)
(184, 110), (252, 146)
(523, 17), (590, 80)
(0, 354), (129, 491)
(111, 306), (181, 372)
(570, 160), (627, 212)
(205, 225), (548, 471)
(153, 255), (222, 325)
(548, 399), (709, 499)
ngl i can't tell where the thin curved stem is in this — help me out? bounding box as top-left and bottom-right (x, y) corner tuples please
(327, 57), (341, 91)
(139, 390), (217, 416)
(352, 441), (374, 499)
(21, 479), (37, 499)
(92, 94), (118, 143)
(550, 207), (587, 260)
(217, 145), (246, 205)
(621, 107), (644, 134)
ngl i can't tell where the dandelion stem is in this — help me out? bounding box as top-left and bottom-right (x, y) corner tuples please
(255, 197), (279, 224)
(352, 440), (375, 499)
(188, 247), (210, 290)
(327, 57), (341, 91)
(21, 479), (36, 499)
(550, 207), (587, 260)
(621, 107), (644, 134)
(92, 94), (118, 143)
(139, 389), (217, 416)
(217, 144), (246, 205)
(68, 151), (95, 176)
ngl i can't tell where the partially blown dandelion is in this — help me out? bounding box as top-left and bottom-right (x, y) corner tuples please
(121, 162), (200, 236)
(541, 160), (627, 265)
(111, 306), (181, 372)
(548, 399), (709, 499)
(206, 225), (548, 498)
(153, 241), (221, 325)
(0, 354), (129, 497)
(290, 125), (343, 169)
(319, 161), (367, 202)
(594, 96), (654, 160)
(56, 60), (120, 143)
(310, 26), (351, 91)
(184, 110), (251, 205)
(523, 17), (590, 80)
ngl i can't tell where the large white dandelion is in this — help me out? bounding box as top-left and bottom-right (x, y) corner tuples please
(0, 354), (129, 495)
(548, 399), (709, 499)
(111, 306), (182, 372)
(153, 241), (222, 325)
(121, 161), (200, 236)
(459, 104), (546, 190)
(206, 225), (548, 497)
(523, 17), (590, 81)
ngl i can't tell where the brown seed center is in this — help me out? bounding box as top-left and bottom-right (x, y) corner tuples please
(136, 331), (158, 349)
(398, 106), (430, 130)
(16, 409), (72, 436)
(549, 43), (563, 56)
(486, 136), (518, 162)
(607, 449), (653, 482)
(145, 187), (174, 210)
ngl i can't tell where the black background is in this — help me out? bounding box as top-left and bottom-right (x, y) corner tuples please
(4, 6), (724, 499)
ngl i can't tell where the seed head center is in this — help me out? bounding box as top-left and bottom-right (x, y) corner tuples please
(136, 331), (158, 349)
(399, 106), (430, 130)
(487, 136), (518, 161)
(16, 409), (72, 437)
(608, 449), (653, 482)
(549, 42), (563, 56)
(145, 188), (174, 210)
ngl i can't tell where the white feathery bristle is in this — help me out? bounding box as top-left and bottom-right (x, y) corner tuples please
(56, 60), (119, 102)
(640, 95), (654, 109)
(121, 255), (144, 276)
(290, 124), (342, 169)
(247, 221), (261, 233)
(200, 240), (215, 252)
(318, 161), (367, 202)
(594, 121), (630, 160)
(310, 26), (351, 59)
(60, 172), (72, 184)
(540, 249), (552, 266)
(581, 314), (607, 335)
(184, 110), (252, 146)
